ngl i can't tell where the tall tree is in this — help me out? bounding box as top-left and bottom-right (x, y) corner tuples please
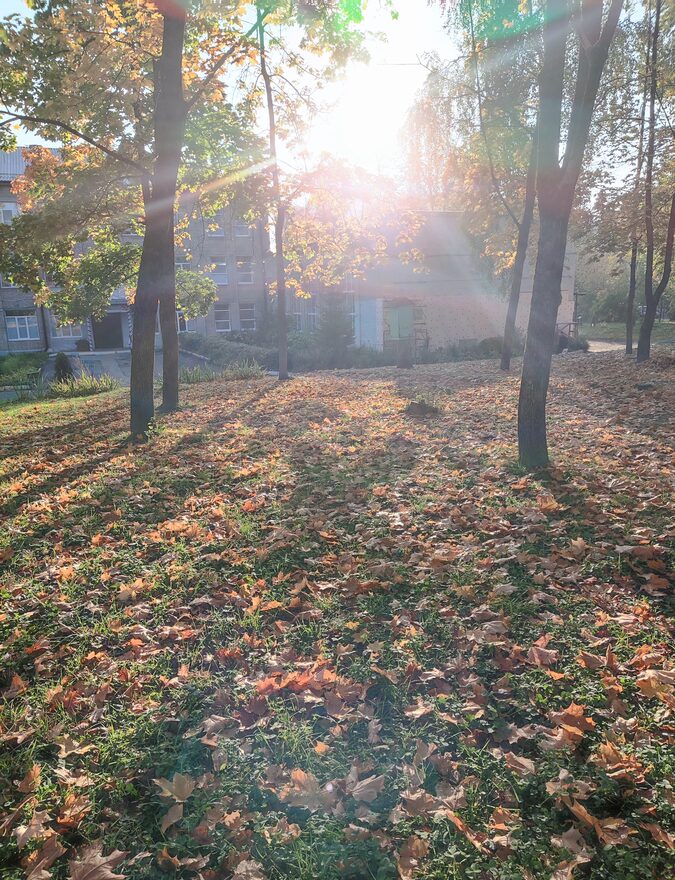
(636, 0), (674, 363)
(517, 0), (623, 467)
(0, 0), (261, 437)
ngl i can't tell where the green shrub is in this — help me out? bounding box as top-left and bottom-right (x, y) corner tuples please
(47, 372), (119, 398)
(54, 352), (74, 382)
(567, 335), (589, 352)
(0, 352), (47, 386)
(179, 360), (266, 384)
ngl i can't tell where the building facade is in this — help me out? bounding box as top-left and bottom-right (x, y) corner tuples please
(0, 149), (270, 356)
(1, 151), (576, 358)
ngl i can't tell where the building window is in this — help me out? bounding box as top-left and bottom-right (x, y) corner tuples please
(307, 304), (318, 330)
(210, 259), (228, 285)
(234, 220), (253, 239)
(289, 312), (302, 331)
(206, 210), (225, 237)
(6, 309), (39, 341)
(175, 260), (191, 272)
(239, 303), (256, 331)
(1, 203), (16, 224)
(0, 272), (17, 288)
(237, 258), (253, 284)
(176, 310), (197, 333)
(214, 304), (231, 333)
(53, 320), (83, 338)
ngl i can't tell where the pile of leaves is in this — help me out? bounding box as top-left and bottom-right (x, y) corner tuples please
(0, 351), (673, 880)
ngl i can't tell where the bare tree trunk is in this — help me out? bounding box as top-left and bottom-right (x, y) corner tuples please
(626, 241), (639, 353)
(636, 0), (662, 363)
(129, 10), (185, 437)
(625, 11), (650, 355)
(258, 6), (289, 380)
(157, 12), (186, 411)
(518, 0), (623, 467)
(501, 129), (537, 371)
(637, 192), (675, 361)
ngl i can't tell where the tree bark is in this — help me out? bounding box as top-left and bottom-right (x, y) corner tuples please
(258, 6), (289, 380)
(518, 0), (623, 467)
(625, 240), (638, 353)
(156, 12), (186, 411)
(501, 128), (537, 371)
(129, 10), (186, 436)
(625, 11), (650, 355)
(636, 191), (675, 361)
(636, 0), (665, 363)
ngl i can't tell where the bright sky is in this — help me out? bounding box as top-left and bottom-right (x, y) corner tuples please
(299, 2), (453, 175)
(3, 0), (454, 176)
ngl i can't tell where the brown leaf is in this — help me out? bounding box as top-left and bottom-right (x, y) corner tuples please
(68, 842), (128, 880)
(2, 673), (28, 699)
(233, 860), (266, 879)
(153, 772), (196, 803)
(348, 774), (385, 803)
(14, 811), (52, 848)
(527, 645), (559, 668)
(503, 751), (536, 777)
(160, 803), (183, 833)
(397, 836), (429, 880)
(23, 834), (67, 880)
(17, 764), (42, 793)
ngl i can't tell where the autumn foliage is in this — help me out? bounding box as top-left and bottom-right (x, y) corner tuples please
(0, 353), (674, 879)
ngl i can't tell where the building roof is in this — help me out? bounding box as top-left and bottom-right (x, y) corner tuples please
(0, 149), (27, 182)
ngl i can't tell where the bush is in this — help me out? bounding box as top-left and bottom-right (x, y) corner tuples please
(180, 333), (276, 370)
(179, 360), (266, 384)
(48, 372), (119, 398)
(54, 352), (74, 382)
(75, 338), (91, 351)
(0, 352), (47, 386)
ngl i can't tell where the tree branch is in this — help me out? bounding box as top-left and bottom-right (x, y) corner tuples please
(184, 16), (267, 112)
(0, 108), (150, 180)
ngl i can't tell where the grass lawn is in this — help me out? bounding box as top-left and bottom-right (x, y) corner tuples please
(1, 352), (674, 880)
(587, 321), (675, 343)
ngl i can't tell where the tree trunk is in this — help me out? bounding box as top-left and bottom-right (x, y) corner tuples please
(258, 6), (289, 380)
(130, 200), (165, 439)
(625, 13), (650, 355)
(275, 203), (289, 379)
(625, 241), (638, 354)
(129, 10), (185, 436)
(517, 212), (569, 467)
(636, 296), (658, 362)
(636, 191), (675, 362)
(501, 129), (537, 371)
(636, 0), (661, 362)
(517, 0), (623, 467)
(156, 12), (186, 411)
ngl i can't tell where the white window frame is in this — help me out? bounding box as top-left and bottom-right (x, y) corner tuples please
(239, 303), (256, 331)
(206, 210), (225, 237)
(175, 261), (191, 272)
(176, 310), (197, 333)
(209, 259), (228, 285)
(214, 304), (231, 333)
(236, 258), (253, 284)
(5, 309), (40, 341)
(1, 203), (17, 225)
(234, 220), (253, 239)
(53, 320), (84, 338)
(0, 273), (18, 289)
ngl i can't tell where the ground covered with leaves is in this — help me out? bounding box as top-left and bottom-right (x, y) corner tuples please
(1, 352), (674, 880)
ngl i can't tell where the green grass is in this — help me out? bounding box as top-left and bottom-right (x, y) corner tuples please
(0, 355), (673, 880)
(588, 320), (675, 342)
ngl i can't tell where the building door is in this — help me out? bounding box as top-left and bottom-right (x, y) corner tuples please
(92, 313), (123, 350)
